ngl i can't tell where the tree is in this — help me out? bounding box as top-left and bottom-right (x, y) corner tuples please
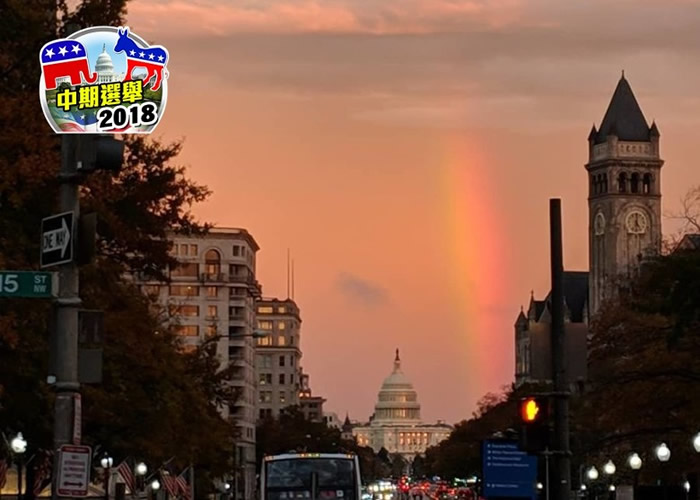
(390, 454), (407, 478)
(0, 2), (232, 497)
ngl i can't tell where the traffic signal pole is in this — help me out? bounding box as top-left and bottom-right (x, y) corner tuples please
(51, 134), (83, 500)
(549, 199), (571, 500)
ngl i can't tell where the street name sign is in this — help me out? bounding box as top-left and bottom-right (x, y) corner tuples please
(41, 211), (74, 268)
(57, 444), (91, 497)
(482, 440), (537, 499)
(0, 271), (53, 298)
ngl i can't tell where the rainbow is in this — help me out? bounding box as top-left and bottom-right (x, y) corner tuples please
(439, 134), (511, 402)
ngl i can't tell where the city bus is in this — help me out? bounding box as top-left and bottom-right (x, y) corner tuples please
(260, 453), (362, 500)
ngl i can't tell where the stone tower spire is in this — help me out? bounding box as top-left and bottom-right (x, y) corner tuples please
(586, 74), (663, 317)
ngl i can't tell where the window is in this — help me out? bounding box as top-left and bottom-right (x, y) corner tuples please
(190, 244), (198, 256)
(259, 373), (272, 385)
(174, 325), (199, 337)
(279, 392), (286, 404)
(258, 320), (273, 331)
(257, 336), (273, 346)
(207, 305), (218, 318)
(290, 374), (294, 384)
(142, 285), (160, 296)
(171, 244), (179, 256)
(643, 173), (652, 194)
(204, 249), (221, 274)
(205, 286), (217, 298)
(290, 336), (295, 346)
(277, 321), (286, 330)
(180, 244), (189, 256)
(257, 306), (273, 314)
(279, 355), (285, 367)
(278, 306), (286, 314)
(170, 305), (199, 317)
(205, 325), (217, 337)
(233, 245), (240, 256)
(169, 285), (199, 297)
(258, 391), (271, 403)
(278, 336), (286, 346)
(618, 172), (627, 193)
(171, 262), (199, 277)
(631, 173), (640, 193)
(258, 355), (272, 368)
(279, 374), (285, 384)
(291, 355), (295, 366)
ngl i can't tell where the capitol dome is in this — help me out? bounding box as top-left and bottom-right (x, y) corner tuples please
(371, 350), (422, 425)
(95, 45), (115, 73)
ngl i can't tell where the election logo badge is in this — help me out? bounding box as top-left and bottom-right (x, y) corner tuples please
(39, 26), (169, 134)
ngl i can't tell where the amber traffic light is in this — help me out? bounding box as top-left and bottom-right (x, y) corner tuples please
(520, 398), (541, 423)
(518, 396), (550, 453)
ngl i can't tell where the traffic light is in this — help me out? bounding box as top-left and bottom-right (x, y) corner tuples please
(77, 135), (124, 173)
(518, 396), (550, 453)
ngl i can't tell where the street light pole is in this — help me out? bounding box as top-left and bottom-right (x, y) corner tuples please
(10, 434), (27, 500)
(101, 456), (113, 500)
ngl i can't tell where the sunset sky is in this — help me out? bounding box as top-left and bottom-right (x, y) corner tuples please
(124, 0), (700, 423)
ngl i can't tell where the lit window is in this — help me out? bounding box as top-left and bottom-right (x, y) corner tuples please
(257, 306), (274, 314)
(169, 285), (199, 297)
(256, 336), (273, 346)
(189, 244), (198, 256)
(170, 262), (199, 277)
(278, 336), (286, 346)
(174, 325), (199, 337)
(277, 321), (286, 330)
(280, 392), (286, 404)
(170, 305), (199, 317)
(278, 307), (286, 314)
(205, 325), (217, 337)
(258, 320), (273, 330)
(259, 373), (272, 385)
(206, 286), (217, 297)
(180, 244), (188, 256)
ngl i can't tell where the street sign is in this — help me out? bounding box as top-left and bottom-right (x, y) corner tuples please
(0, 271), (54, 298)
(41, 211), (74, 268)
(482, 440), (537, 499)
(57, 444), (91, 497)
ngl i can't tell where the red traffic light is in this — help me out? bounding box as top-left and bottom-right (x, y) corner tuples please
(520, 398), (541, 423)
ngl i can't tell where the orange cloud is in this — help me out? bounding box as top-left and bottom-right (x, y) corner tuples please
(128, 0), (524, 35)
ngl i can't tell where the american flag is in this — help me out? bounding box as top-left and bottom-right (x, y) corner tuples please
(32, 450), (53, 497)
(160, 471), (179, 496)
(0, 459), (9, 490)
(116, 459), (135, 493)
(175, 468), (191, 500)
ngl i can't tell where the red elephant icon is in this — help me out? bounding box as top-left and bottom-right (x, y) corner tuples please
(40, 39), (98, 90)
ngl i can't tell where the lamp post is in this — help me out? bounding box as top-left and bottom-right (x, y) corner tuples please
(150, 479), (160, 500)
(656, 444), (670, 500)
(628, 453), (642, 490)
(135, 463), (148, 496)
(100, 456), (113, 500)
(603, 461), (615, 500)
(10, 433), (27, 500)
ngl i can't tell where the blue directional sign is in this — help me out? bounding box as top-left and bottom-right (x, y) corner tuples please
(482, 440), (537, 499)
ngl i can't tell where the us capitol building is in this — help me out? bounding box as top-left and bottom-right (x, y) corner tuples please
(351, 350), (452, 461)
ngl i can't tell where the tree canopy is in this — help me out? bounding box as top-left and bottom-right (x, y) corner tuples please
(0, 1), (234, 497)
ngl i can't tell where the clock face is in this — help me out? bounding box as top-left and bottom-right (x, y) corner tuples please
(594, 212), (605, 236)
(625, 210), (648, 234)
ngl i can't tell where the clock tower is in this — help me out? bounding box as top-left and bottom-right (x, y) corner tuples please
(586, 74), (664, 317)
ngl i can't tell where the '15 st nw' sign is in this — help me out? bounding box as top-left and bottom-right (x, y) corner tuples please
(0, 272), (54, 298)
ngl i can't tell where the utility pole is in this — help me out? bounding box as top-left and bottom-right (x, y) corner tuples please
(51, 134), (82, 500)
(549, 199), (571, 500)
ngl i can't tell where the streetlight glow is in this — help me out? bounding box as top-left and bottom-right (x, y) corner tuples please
(628, 453), (642, 470)
(537, 483), (543, 490)
(580, 485), (587, 491)
(587, 467), (599, 481)
(693, 433), (700, 453)
(603, 460), (616, 475)
(151, 480), (161, 491)
(609, 485), (616, 492)
(684, 481), (690, 493)
(10, 433), (27, 454)
(100, 456), (113, 468)
(656, 443), (671, 462)
(136, 462), (148, 476)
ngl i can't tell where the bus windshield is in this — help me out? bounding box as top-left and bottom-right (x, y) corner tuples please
(264, 457), (358, 500)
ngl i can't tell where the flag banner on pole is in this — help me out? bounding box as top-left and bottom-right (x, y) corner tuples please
(175, 467), (191, 500)
(32, 450), (53, 496)
(160, 471), (178, 496)
(116, 459), (135, 493)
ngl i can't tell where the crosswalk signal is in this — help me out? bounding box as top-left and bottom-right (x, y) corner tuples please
(518, 396), (550, 453)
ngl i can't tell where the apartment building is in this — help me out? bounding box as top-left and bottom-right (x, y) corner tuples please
(255, 297), (302, 420)
(136, 228), (260, 500)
